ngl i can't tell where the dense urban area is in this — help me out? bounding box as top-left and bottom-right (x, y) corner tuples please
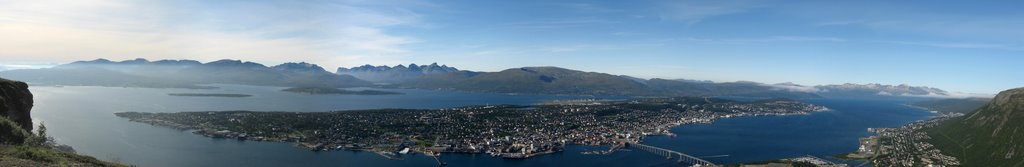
(115, 97), (827, 160)
(847, 113), (964, 166)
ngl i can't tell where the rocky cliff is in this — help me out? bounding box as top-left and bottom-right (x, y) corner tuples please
(0, 77), (32, 131)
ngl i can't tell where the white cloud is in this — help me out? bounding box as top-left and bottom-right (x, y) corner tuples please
(0, 0), (430, 70)
(903, 92), (995, 99)
(762, 83), (821, 93)
(505, 18), (617, 29)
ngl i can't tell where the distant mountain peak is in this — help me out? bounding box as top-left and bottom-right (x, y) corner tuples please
(66, 58), (114, 65)
(775, 82), (800, 86)
(204, 59), (267, 68)
(272, 62), (328, 73)
(91, 58), (113, 62)
(619, 75), (649, 85)
(151, 59), (202, 66)
(123, 58), (150, 64)
(336, 63), (462, 83)
(207, 59), (243, 64)
(63, 58), (205, 67)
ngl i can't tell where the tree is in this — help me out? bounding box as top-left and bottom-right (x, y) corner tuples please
(37, 122), (47, 140)
(27, 121), (54, 147)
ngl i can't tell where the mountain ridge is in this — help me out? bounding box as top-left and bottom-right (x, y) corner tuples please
(3, 58), (372, 88)
(337, 62), (460, 83)
(0, 58), (978, 99)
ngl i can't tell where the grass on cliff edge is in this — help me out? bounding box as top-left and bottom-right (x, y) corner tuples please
(0, 116), (127, 167)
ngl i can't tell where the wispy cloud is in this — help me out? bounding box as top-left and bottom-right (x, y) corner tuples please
(0, 0), (432, 69)
(610, 32), (646, 36)
(0, 63), (57, 71)
(657, 0), (768, 23)
(554, 3), (618, 13)
(882, 41), (1014, 49)
(505, 18), (617, 29)
(791, 2), (1024, 40)
(681, 36), (846, 44)
(814, 20), (867, 27)
(858, 19), (1024, 40)
(759, 36), (846, 42)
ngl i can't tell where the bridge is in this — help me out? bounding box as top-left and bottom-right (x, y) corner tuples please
(626, 142), (717, 167)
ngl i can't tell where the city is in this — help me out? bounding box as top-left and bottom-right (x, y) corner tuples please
(115, 97), (828, 160)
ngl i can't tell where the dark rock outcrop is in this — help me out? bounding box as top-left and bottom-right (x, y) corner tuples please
(0, 77), (33, 131)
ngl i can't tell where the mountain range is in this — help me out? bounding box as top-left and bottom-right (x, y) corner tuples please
(0, 58), (370, 89)
(0, 58), (971, 99)
(927, 87), (1024, 166)
(336, 63), (460, 83)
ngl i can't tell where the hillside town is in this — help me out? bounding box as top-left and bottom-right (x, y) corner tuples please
(848, 113), (964, 166)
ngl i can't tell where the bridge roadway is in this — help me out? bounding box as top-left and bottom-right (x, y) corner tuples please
(623, 141), (718, 167)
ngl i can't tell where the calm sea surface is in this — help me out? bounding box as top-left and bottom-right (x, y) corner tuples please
(29, 85), (932, 167)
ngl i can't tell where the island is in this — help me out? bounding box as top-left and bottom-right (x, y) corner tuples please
(168, 93), (253, 97)
(115, 97), (828, 160)
(282, 87), (402, 95)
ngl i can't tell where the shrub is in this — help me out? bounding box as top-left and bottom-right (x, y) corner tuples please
(0, 116), (31, 144)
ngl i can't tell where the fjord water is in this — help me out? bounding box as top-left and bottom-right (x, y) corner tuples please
(30, 85), (933, 167)
(642, 98), (935, 164)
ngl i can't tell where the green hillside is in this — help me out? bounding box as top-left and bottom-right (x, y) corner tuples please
(927, 88), (1024, 167)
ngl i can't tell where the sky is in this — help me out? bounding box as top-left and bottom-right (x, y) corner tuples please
(0, 0), (1021, 94)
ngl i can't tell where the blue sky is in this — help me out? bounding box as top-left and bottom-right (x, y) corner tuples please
(0, 0), (1021, 94)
